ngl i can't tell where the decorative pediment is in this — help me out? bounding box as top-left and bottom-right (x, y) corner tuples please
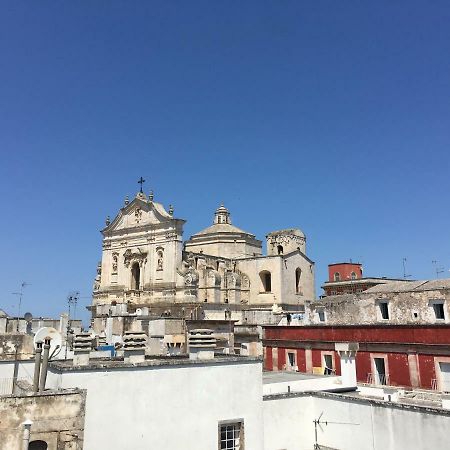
(103, 194), (174, 234)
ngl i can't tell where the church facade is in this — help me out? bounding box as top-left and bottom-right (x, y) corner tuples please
(90, 189), (315, 333)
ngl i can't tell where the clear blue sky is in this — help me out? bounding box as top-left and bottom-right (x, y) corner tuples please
(1, 1), (449, 324)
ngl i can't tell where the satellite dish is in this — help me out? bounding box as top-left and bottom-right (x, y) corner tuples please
(24, 312), (33, 322)
(34, 327), (62, 358)
(136, 308), (142, 316)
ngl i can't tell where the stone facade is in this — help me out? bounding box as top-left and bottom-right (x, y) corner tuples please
(0, 389), (85, 449)
(306, 279), (450, 326)
(90, 191), (315, 336)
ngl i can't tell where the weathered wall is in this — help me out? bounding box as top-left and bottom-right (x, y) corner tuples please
(308, 285), (450, 325)
(0, 390), (85, 450)
(0, 334), (34, 360)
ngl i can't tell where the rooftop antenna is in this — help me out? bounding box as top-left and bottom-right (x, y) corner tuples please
(313, 412), (359, 449)
(432, 260), (444, 279)
(65, 291), (80, 359)
(12, 282), (30, 332)
(402, 258), (411, 279)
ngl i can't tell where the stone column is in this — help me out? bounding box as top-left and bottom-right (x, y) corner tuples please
(335, 342), (359, 387)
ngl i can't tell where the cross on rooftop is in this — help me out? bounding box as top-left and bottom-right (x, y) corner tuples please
(138, 177), (146, 193)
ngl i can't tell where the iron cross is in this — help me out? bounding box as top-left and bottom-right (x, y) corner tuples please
(138, 176), (146, 193)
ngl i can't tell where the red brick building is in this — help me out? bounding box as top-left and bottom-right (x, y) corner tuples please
(322, 262), (408, 296)
(263, 325), (450, 392)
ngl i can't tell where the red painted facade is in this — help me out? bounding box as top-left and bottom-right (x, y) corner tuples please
(327, 263), (363, 282)
(263, 325), (450, 390)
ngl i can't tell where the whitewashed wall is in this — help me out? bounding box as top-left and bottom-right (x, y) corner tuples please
(263, 392), (450, 450)
(47, 359), (263, 450)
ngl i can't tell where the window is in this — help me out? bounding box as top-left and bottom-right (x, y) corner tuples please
(323, 354), (334, 375)
(334, 272), (340, 281)
(318, 310), (326, 322)
(277, 245), (283, 255)
(351, 272), (356, 280)
(295, 268), (302, 293)
(433, 303), (445, 320)
(373, 357), (387, 385)
(219, 421), (243, 450)
(260, 271), (271, 292)
(379, 301), (389, 320)
(131, 262), (140, 290)
(287, 351), (296, 368)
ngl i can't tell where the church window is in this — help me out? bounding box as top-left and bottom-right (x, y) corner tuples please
(351, 272), (356, 280)
(295, 268), (302, 294)
(277, 245), (283, 255)
(334, 272), (340, 282)
(131, 262), (140, 290)
(260, 271), (272, 293)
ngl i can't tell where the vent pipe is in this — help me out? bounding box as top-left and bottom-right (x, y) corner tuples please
(39, 337), (51, 392)
(32, 341), (42, 393)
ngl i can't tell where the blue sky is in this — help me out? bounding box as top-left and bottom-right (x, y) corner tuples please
(1, 1), (449, 324)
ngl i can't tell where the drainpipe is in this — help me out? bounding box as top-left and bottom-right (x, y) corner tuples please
(22, 419), (33, 450)
(33, 341), (43, 393)
(39, 337), (51, 392)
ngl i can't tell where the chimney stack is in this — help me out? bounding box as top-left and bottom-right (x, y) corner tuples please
(335, 342), (359, 387)
(123, 330), (147, 363)
(188, 329), (216, 360)
(73, 332), (93, 366)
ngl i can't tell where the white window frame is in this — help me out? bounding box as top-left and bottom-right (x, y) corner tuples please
(218, 419), (244, 450)
(376, 300), (390, 320)
(429, 300), (446, 321)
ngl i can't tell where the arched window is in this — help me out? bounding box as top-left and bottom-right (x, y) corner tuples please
(277, 245), (284, 255)
(131, 262), (140, 290)
(351, 272), (356, 280)
(29, 441), (48, 450)
(334, 272), (340, 282)
(295, 268), (302, 293)
(260, 271), (272, 292)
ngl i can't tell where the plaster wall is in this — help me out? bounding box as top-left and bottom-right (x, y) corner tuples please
(263, 393), (450, 450)
(46, 360), (264, 450)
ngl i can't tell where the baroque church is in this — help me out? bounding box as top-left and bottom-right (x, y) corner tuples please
(90, 187), (315, 334)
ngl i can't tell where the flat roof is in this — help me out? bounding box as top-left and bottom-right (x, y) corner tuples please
(49, 355), (262, 372)
(263, 371), (328, 384)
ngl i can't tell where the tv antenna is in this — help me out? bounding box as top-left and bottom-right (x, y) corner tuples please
(432, 260), (444, 279)
(12, 282), (30, 332)
(65, 291), (80, 359)
(402, 258), (411, 279)
(313, 412), (359, 449)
